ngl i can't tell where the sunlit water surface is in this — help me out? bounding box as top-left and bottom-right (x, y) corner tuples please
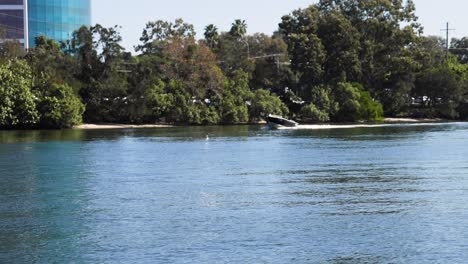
(1, 123), (468, 263)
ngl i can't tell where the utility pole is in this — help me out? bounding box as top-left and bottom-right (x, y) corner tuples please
(441, 22), (455, 61)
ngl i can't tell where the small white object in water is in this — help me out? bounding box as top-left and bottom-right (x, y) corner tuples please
(206, 134), (210, 140)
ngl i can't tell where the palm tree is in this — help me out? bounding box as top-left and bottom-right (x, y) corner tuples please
(229, 19), (247, 38)
(204, 24), (219, 49)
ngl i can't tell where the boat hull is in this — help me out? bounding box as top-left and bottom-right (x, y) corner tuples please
(266, 115), (299, 128)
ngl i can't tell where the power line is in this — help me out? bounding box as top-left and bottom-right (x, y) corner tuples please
(248, 53), (284, 60)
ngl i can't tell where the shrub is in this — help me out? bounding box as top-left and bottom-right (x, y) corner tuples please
(0, 61), (39, 128)
(249, 89), (289, 121)
(36, 83), (85, 128)
(332, 82), (383, 122)
(300, 103), (330, 122)
(358, 89), (384, 121)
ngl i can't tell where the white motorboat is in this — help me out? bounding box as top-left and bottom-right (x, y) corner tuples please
(266, 114), (299, 129)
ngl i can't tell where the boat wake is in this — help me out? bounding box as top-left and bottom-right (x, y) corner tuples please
(276, 122), (457, 130)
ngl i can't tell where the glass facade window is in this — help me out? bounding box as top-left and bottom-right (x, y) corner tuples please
(0, 0), (25, 40)
(0, 0), (24, 5)
(28, 0), (91, 47)
(0, 9), (24, 39)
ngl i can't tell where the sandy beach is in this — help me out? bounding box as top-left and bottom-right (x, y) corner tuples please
(73, 118), (450, 130)
(74, 124), (173, 130)
(383, 117), (446, 123)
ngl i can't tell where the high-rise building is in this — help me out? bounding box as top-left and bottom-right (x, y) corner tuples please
(0, 0), (91, 49)
(0, 0), (27, 47)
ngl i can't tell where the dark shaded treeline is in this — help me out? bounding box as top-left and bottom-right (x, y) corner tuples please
(1, 0), (468, 129)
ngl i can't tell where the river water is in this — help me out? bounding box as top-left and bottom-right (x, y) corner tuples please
(1, 123), (468, 263)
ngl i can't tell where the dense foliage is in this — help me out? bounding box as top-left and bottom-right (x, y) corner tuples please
(1, 0), (468, 129)
(0, 60), (83, 129)
(279, 0), (467, 121)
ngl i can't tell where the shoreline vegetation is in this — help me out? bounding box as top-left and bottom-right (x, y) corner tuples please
(2, 0), (468, 130)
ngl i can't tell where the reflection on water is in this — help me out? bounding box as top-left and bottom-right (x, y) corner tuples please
(1, 123), (468, 263)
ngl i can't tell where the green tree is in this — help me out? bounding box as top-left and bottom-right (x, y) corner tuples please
(220, 70), (252, 123)
(133, 19), (225, 124)
(204, 24), (219, 49)
(415, 36), (446, 70)
(451, 37), (468, 64)
(36, 83), (85, 128)
(229, 19), (247, 38)
(0, 61), (39, 128)
(317, 10), (361, 83)
(136, 18), (195, 54)
(300, 103), (330, 123)
(279, 6), (326, 91)
(198, 103), (221, 125)
(143, 79), (175, 122)
(27, 36), (78, 87)
(210, 20), (255, 77)
(280, 1), (425, 116)
(69, 26), (99, 85)
(0, 40), (26, 62)
(68, 25), (129, 123)
(414, 65), (464, 118)
(249, 89), (289, 121)
(133, 78), (219, 125)
(332, 82), (361, 122)
(332, 82), (383, 122)
(248, 33), (292, 93)
(92, 24), (126, 72)
(317, 0), (422, 115)
(164, 80), (200, 124)
(214, 32), (254, 77)
(300, 85), (338, 122)
(158, 37), (225, 99)
(358, 88), (384, 122)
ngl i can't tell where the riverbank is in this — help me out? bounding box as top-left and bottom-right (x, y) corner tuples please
(291, 118), (452, 130)
(383, 117), (447, 123)
(72, 118), (449, 130)
(74, 124), (174, 130)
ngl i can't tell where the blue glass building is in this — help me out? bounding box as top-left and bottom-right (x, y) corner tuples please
(0, 0), (91, 48)
(27, 0), (91, 47)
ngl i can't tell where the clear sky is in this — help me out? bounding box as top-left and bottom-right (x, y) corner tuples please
(91, 0), (468, 52)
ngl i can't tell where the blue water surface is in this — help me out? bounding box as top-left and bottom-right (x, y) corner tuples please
(1, 123), (468, 263)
